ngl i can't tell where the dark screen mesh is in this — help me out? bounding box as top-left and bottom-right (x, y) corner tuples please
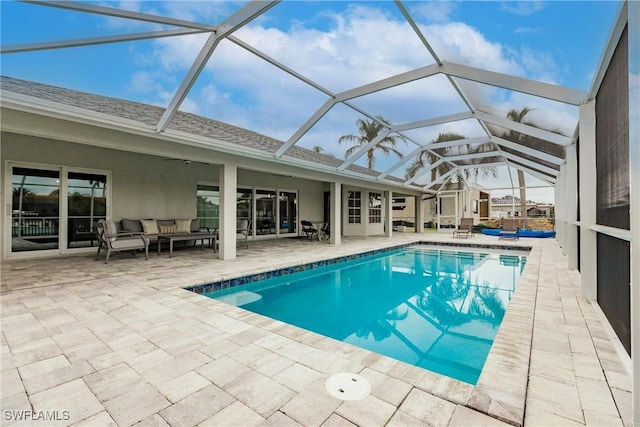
(597, 234), (631, 355)
(596, 25), (630, 230)
(594, 25), (630, 356)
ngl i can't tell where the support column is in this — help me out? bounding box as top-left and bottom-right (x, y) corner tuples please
(579, 100), (597, 300)
(555, 163), (565, 250)
(627, 2), (639, 424)
(415, 194), (425, 234)
(329, 181), (341, 245)
(385, 191), (392, 237)
(219, 163), (237, 260)
(565, 143), (579, 270)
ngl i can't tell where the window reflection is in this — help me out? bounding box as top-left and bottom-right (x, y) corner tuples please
(12, 167), (60, 252)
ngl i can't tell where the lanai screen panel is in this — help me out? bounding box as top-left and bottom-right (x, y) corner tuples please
(595, 24), (630, 355)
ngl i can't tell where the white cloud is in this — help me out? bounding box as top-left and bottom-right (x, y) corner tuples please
(519, 46), (560, 85)
(500, 2), (545, 16)
(122, 2), (570, 199)
(514, 27), (543, 34)
(422, 22), (523, 75)
(410, 2), (458, 23)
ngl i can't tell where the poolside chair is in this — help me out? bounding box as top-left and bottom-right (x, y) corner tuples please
(453, 217), (474, 238)
(320, 222), (330, 240)
(301, 220), (319, 241)
(499, 218), (520, 240)
(237, 219), (250, 249)
(94, 219), (149, 264)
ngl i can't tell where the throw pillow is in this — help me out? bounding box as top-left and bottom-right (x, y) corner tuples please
(104, 219), (118, 236)
(141, 219), (159, 235)
(104, 219), (119, 242)
(158, 224), (177, 234)
(121, 218), (143, 232)
(175, 219), (192, 234)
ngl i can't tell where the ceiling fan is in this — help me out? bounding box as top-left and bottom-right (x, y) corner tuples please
(160, 157), (212, 166)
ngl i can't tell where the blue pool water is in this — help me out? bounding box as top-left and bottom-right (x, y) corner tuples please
(205, 246), (527, 384)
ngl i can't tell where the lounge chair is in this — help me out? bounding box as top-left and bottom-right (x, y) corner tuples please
(94, 219), (149, 263)
(453, 217), (474, 238)
(301, 220), (319, 241)
(499, 218), (520, 240)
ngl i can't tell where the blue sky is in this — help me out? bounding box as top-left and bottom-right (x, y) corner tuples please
(0, 1), (622, 203)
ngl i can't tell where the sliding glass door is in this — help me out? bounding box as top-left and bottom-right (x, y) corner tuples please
(8, 164), (110, 256)
(12, 167), (60, 253)
(279, 191), (297, 235)
(233, 187), (297, 238)
(256, 189), (276, 236)
(67, 172), (107, 248)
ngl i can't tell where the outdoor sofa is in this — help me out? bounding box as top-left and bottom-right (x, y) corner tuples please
(120, 218), (249, 254)
(119, 218), (215, 256)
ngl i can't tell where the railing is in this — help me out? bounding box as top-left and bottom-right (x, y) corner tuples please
(12, 216), (59, 237)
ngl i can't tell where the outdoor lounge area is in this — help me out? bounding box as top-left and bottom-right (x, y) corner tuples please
(0, 234), (632, 426)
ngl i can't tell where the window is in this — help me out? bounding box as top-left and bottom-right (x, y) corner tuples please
(237, 187), (253, 235)
(68, 172), (107, 248)
(196, 185), (219, 231)
(348, 191), (361, 224)
(473, 199), (479, 214)
(369, 192), (382, 223)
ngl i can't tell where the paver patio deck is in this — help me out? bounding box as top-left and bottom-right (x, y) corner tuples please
(1, 233), (632, 426)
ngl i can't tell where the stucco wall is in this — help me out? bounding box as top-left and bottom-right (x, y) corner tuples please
(2, 133), (211, 220)
(1, 133), (328, 258)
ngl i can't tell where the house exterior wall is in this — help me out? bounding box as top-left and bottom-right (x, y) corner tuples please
(2, 127), (411, 258)
(237, 169), (325, 226)
(2, 133), (331, 259)
(342, 186), (385, 236)
(1, 105), (423, 260)
(3, 133), (212, 220)
(392, 188), (488, 229)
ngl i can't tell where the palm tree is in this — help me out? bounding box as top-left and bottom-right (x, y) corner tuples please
(479, 107), (566, 229)
(405, 132), (464, 181)
(468, 286), (506, 323)
(405, 132), (498, 183)
(505, 107), (535, 229)
(339, 116), (406, 169)
(312, 145), (324, 153)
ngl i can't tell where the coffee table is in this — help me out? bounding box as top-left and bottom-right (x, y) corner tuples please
(157, 232), (216, 257)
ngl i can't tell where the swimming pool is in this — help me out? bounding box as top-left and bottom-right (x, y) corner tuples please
(203, 245), (527, 384)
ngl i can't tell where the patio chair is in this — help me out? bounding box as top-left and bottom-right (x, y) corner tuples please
(301, 220), (319, 241)
(320, 222), (330, 240)
(453, 217), (474, 238)
(499, 218), (520, 240)
(94, 219), (149, 264)
(237, 219), (250, 249)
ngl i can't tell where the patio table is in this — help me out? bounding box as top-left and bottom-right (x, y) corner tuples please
(157, 232), (216, 257)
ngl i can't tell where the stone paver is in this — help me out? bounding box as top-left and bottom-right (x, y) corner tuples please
(103, 383), (171, 426)
(29, 379), (104, 426)
(0, 234), (631, 426)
